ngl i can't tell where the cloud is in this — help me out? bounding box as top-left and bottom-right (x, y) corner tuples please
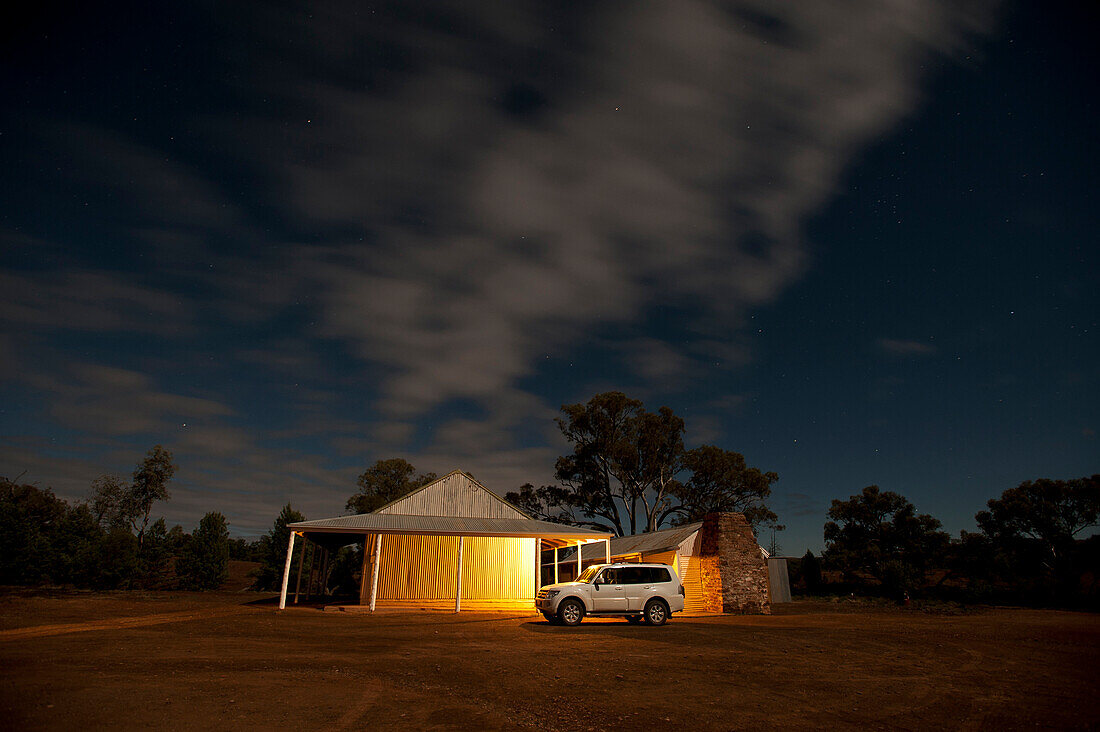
(878, 338), (939, 356)
(26, 363), (234, 436)
(9, 1), (995, 425)
(778, 490), (822, 518)
(0, 268), (193, 334)
(618, 338), (694, 382)
(228, 0), (995, 423)
(0, 0), (999, 532)
(31, 122), (243, 234)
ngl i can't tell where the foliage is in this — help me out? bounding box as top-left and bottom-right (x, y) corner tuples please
(515, 392), (779, 538)
(128, 445), (177, 545)
(97, 528), (141, 590)
(975, 475), (1099, 600)
(505, 483), (577, 524)
(228, 537), (264, 562)
(0, 477), (142, 589)
(89, 445), (177, 547)
(254, 504), (306, 591)
(51, 503), (108, 586)
(552, 392), (686, 535)
(670, 445), (781, 534)
(89, 474), (128, 529)
(0, 478), (70, 585)
(176, 512), (230, 590)
(976, 476), (1099, 563)
(823, 485), (949, 596)
(799, 550), (822, 593)
(167, 524), (189, 552)
(135, 518), (170, 588)
(346, 458), (437, 514)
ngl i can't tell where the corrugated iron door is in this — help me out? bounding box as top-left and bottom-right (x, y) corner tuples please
(376, 534), (535, 600)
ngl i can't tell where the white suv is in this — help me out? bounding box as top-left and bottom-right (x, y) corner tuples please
(534, 563), (686, 626)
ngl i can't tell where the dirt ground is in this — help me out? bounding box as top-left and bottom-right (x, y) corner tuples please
(1, 590), (1097, 731)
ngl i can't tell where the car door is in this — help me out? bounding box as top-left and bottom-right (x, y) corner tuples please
(590, 568), (628, 612)
(623, 567), (670, 610)
(620, 567), (650, 611)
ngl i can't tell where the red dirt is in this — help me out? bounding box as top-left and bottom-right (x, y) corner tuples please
(1, 590), (1097, 730)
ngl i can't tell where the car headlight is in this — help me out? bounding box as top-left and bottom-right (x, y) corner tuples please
(545, 590), (560, 598)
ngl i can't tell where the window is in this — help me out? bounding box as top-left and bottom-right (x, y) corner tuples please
(647, 567), (671, 583)
(577, 566), (600, 583)
(597, 568), (618, 584)
(618, 567), (672, 584)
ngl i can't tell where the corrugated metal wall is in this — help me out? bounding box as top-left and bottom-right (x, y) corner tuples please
(357, 472), (537, 603)
(678, 555), (708, 613)
(643, 549), (677, 570)
(374, 534), (535, 600)
(676, 530), (708, 613)
(378, 472), (525, 518)
(767, 557), (791, 603)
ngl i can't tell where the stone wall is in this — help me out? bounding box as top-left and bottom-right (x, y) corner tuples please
(697, 513), (771, 614)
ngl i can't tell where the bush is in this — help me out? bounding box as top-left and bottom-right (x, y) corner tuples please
(176, 512), (230, 590)
(254, 504), (305, 591)
(0, 479), (68, 584)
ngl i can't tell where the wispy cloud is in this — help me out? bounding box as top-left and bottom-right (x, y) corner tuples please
(248, 0), (994, 423)
(0, 0), (998, 530)
(878, 338), (938, 356)
(0, 268), (193, 334)
(26, 363), (234, 436)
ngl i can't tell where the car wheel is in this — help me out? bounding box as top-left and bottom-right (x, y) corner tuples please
(557, 598), (585, 626)
(644, 599), (669, 626)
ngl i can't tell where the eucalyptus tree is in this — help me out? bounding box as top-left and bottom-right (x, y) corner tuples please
(553, 392), (685, 536)
(346, 458), (438, 514)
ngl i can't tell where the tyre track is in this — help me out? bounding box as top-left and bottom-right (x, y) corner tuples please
(0, 604), (257, 641)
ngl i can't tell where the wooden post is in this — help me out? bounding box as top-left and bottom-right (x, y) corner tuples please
(605, 538), (610, 563)
(576, 540), (582, 578)
(534, 538), (541, 615)
(278, 531), (296, 610)
(369, 533), (382, 612)
(293, 536), (307, 604)
(455, 536), (464, 613)
(307, 546), (317, 598)
(304, 543), (315, 599)
(554, 545), (559, 584)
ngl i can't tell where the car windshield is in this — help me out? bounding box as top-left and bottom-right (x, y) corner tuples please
(576, 566), (602, 583)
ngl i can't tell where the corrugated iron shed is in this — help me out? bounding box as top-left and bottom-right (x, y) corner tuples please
(278, 468), (613, 611)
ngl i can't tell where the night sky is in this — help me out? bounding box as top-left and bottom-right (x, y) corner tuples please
(2, 1), (1095, 552)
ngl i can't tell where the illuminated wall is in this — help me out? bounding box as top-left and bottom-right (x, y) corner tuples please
(362, 534), (536, 601)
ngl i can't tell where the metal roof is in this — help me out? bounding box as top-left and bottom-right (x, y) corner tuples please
(371, 469), (531, 519)
(563, 521), (704, 560)
(289, 513), (613, 544)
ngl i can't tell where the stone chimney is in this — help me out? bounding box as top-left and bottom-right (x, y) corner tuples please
(697, 512), (771, 614)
